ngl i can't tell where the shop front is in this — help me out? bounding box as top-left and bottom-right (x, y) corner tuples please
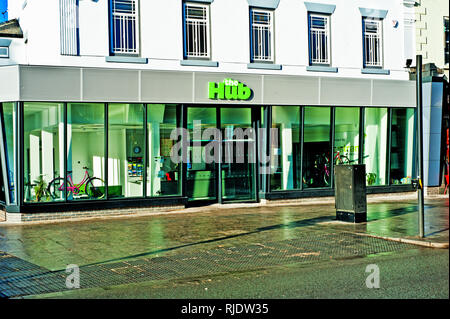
(0, 65), (417, 217)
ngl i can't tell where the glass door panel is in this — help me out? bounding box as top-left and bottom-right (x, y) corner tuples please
(302, 107), (331, 188)
(334, 107), (360, 165)
(220, 108), (256, 202)
(187, 107), (217, 201)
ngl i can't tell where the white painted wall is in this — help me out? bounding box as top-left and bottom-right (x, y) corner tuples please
(78, 0), (109, 57)
(403, 0), (416, 67)
(3, 0), (411, 80)
(415, 0), (449, 78)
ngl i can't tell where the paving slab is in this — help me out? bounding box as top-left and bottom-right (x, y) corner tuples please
(0, 197), (448, 298)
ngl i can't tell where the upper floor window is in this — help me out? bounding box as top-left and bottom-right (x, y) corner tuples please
(183, 2), (210, 59)
(444, 16), (449, 65)
(308, 13), (330, 65)
(363, 17), (383, 68)
(110, 0), (139, 55)
(60, 0), (79, 56)
(250, 8), (274, 62)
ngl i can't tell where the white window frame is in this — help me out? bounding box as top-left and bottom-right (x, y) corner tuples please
(363, 17), (383, 68)
(183, 2), (211, 59)
(308, 13), (331, 65)
(250, 8), (274, 63)
(111, 0), (139, 55)
(0, 47), (9, 58)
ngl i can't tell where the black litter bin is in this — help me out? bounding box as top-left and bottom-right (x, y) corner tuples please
(334, 164), (367, 223)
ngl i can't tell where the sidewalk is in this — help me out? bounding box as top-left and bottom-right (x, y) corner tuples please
(0, 197), (447, 270)
(0, 197), (448, 298)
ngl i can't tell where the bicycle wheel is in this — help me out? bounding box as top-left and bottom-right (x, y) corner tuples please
(323, 168), (331, 186)
(47, 177), (69, 201)
(338, 155), (350, 165)
(85, 177), (105, 199)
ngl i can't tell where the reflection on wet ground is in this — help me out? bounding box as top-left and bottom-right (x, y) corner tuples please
(0, 198), (448, 272)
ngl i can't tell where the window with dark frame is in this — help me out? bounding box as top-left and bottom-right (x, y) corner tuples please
(250, 8), (274, 63)
(363, 17), (383, 68)
(110, 0), (139, 55)
(308, 13), (330, 65)
(183, 2), (210, 59)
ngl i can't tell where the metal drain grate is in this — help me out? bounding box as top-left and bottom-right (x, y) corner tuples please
(0, 231), (418, 298)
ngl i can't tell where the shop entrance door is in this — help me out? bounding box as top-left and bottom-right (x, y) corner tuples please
(220, 107), (256, 203)
(186, 106), (257, 204)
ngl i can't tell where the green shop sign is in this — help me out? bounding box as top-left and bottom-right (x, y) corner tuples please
(208, 79), (252, 100)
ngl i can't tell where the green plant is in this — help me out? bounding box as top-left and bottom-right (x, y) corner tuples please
(33, 175), (50, 202)
(366, 173), (377, 186)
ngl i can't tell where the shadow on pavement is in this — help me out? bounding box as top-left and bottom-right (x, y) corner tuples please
(68, 215), (335, 270)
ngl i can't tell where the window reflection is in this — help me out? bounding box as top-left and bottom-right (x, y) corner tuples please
(109, 103), (145, 198)
(390, 108), (415, 185)
(23, 102), (65, 202)
(364, 108), (388, 186)
(271, 106), (301, 191)
(302, 107), (331, 188)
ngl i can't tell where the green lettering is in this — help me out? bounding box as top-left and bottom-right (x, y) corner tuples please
(209, 80), (252, 100)
(209, 82), (225, 99)
(238, 83), (252, 100)
(225, 85), (238, 100)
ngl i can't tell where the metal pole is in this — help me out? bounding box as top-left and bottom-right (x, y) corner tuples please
(416, 55), (425, 238)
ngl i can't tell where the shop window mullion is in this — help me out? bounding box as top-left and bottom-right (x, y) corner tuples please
(265, 105), (273, 193)
(181, 104), (187, 198)
(252, 106), (259, 202)
(299, 106), (304, 191)
(0, 103), (10, 205)
(104, 103), (109, 200)
(266, 106), (272, 194)
(258, 106), (267, 196)
(266, 105), (272, 193)
(330, 107), (336, 189)
(143, 103), (148, 198)
(217, 107), (222, 204)
(359, 107), (365, 165)
(64, 102), (68, 203)
(17, 102), (24, 207)
(386, 108), (392, 185)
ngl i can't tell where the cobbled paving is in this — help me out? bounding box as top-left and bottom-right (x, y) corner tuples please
(0, 231), (418, 298)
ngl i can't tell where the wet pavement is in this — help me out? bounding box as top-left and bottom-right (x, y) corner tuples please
(0, 197), (448, 298)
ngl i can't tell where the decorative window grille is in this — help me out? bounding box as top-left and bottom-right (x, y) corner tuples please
(111, 0), (139, 54)
(183, 3), (210, 58)
(250, 8), (274, 62)
(60, 0), (79, 56)
(308, 13), (330, 65)
(363, 18), (383, 67)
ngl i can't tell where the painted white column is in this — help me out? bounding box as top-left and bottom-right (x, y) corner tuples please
(281, 123), (293, 189)
(147, 105), (165, 196)
(29, 135), (40, 184)
(380, 110), (388, 185)
(59, 121), (65, 179)
(406, 110), (415, 181)
(148, 122), (161, 196)
(41, 130), (54, 184)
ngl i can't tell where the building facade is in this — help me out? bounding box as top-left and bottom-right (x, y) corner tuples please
(0, 0), (418, 221)
(405, 0), (449, 191)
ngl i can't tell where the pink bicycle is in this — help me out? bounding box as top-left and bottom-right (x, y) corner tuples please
(47, 166), (105, 200)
